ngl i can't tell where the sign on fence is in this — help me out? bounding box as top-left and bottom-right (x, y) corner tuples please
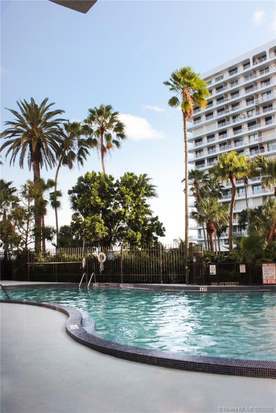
(209, 265), (216, 275)
(262, 263), (276, 284)
(239, 264), (246, 273)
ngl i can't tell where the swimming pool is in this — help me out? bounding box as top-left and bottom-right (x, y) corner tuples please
(2, 286), (276, 361)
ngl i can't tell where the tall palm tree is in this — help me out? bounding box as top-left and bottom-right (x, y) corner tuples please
(164, 67), (209, 279)
(53, 122), (92, 247)
(211, 151), (249, 251)
(84, 105), (126, 174)
(0, 98), (64, 253)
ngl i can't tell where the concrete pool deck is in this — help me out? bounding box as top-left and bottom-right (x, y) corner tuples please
(1, 302), (276, 413)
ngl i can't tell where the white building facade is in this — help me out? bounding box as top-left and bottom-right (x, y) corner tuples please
(189, 40), (276, 249)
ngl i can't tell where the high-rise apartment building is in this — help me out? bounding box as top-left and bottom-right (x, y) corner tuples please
(189, 40), (276, 249)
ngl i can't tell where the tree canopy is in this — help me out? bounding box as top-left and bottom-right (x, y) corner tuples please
(69, 172), (165, 247)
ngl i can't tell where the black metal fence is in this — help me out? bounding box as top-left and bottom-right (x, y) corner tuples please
(0, 246), (263, 285)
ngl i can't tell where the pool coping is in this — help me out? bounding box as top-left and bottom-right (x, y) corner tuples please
(2, 281), (276, 292)
(1, 284), (276, 379)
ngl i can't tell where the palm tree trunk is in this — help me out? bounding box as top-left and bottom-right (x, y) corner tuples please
(182, 112), (189, 283)
(202, 224), (208, 250)
(42, 216), (46, 254)
(100, 133), (106, 175)
(33, 159), (41, 254)
(25, 198), (31, 251)
(217, 235), (221, 252)
(229, 176), (236, 251)
(54, 158), (62, 249)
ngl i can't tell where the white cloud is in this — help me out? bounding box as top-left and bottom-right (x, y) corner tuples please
(119, 113), (163, 141)
(252, 9), (265, 26)
(144, 105), (165, 113)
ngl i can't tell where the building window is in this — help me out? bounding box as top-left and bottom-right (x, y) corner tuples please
(246, 96), (254, 106)
(218, 119), (227, 127)
(207, 100), (213, 107)
(248, 120), (257, 130)
(217, 107), (226, 114)
(245, 84), (255, 92)
(195, 149), (203, 157)
(205, 112), (213, 120)
(253, 52), (266, 65)
(252, 184), (263, 194)
(229, 79), (239, 87)
(259, 66), (269, 75)
(218, 130), (227, 139)
(263, 104), (273, 113)
(195, 160), (205, 168)
(208, 146), (216, 154)
(228, 67), (238, 76)
(195, 138), (203, 146)
(207, 157), (217, 165)
(216, 84), (225, 92)
(231, 102), (240, 110)
(234, 138), (243, 146)
(207, 134), (215, 142)
(233, 125), (242, 134)
(215, 74), (224, 82)
(217, 96), (225, 103)
(243, 61), (250, 70)
(261, 78), (270, 87)
(194, 116), (201, 124)
(231, 90), (239, 98)
(265, 116), (273, 125)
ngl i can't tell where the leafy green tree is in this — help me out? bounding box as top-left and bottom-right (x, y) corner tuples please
(69, 172), (165, 247)
(164, 67), (209, 276)
(52, 121), (92, 247)
(58, 225), (83, 248)
(211, 151), (249, 251)
(0, 180), (20, 257)
(0, 98), (64, 253)
(84, 105), (126, 174)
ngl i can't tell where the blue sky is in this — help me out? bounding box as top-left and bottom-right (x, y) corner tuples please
(1, 0), (276, 243)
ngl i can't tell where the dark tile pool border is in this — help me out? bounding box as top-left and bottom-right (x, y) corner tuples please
(1, 284), (276, 379)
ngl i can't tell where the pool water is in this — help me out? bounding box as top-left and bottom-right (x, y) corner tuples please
(2, 287), (276, 360)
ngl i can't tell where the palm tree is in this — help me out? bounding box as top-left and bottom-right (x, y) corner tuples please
(53, 122), (92, 247)
(164, 67), (209, 278)
(211, 151), (249, 251)
(84, 105), (126, 174)
(253, 156), (276, 192)
(189, 170), (223, 250)
(0, 98), (64, 253)
(192, 198), (228, 252)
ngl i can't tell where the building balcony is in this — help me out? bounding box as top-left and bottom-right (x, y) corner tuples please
(189, 121), (276, 154)
(190, 73), (276, 124)
(206, 55), (276, 90)
(190, 106), (276, 138)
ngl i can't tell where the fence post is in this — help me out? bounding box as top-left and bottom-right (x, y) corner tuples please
(120, 245), (123, 284)
(160, 245), (163, 284)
